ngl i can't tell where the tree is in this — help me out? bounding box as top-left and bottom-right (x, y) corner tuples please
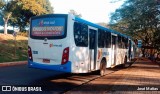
(42, 0), (54, 14)
(0, 0), (16, 34)
(97, 22), (109, 28)
(0, 0), (54, 33)
(10, 0), (54, 31)
(0, 0), (4, 7)
(109, 0), (160, 50)
(69, 9), (82, 17)
(153, 0), (160, 50)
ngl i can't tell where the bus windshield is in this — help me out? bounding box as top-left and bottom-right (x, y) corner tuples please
(30, 15), (67, 39)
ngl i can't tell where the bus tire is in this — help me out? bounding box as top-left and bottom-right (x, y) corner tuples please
(122, 56), (127, 68)
(100, 59), (106, 76)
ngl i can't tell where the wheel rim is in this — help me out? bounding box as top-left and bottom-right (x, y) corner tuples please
(100, 62), (106, 76)
(100, 69), (105, 76)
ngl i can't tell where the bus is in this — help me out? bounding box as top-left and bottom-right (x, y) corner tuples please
(28, 14), (135, 76)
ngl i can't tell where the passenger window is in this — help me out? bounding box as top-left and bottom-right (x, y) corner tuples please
(125, 38), (128, 49)
(98, 29), (105, 48)
(118, 35), (122, 48)
(105, 31), (111, 48)
(74, 22), (88, 47)
(122, 37), (128, 49)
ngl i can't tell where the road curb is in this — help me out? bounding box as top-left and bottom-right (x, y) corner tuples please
(0, 61), (27, 67)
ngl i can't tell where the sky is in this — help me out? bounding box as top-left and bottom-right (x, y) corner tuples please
(0, 0), (125, 30)
(49, 0), (125, 23)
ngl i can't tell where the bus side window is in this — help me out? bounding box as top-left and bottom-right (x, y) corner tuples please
(105, 31), (111, 48)
(118, 35), (122, 48)
(125, 38), (128, 49)
(122, 37), (128, 49)
(74, 22), (88, 47)
(122, 37), (125, 49)
(98, 29), (105, 48)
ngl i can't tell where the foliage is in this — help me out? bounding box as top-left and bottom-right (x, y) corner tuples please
(69, 9), (82, 17)
(0, 14), (3, 25)
(43, 0), (54, 14)
(0, 0), (5, 8)
(0, 0), (54, 33)
(97, 22), (109, 28)
(9, 0), (53, 31)
(109, 0), (160, 49)
(0, 29), (14, 34)
(17, 0), (46, 15)
(0, 0), (17, 34)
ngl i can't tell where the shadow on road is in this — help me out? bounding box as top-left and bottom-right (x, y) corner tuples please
(27, 61), (136, 93)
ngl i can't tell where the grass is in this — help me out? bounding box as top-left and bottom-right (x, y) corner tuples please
(0, 33), (28, 63)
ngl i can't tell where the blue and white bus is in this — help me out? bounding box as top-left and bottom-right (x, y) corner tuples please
(28, 14), (135, 75)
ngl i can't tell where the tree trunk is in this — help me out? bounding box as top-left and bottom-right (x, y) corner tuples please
(19, 26), (22, 32)
(4, 21), (8, 34)
(3, 12), (12, 34)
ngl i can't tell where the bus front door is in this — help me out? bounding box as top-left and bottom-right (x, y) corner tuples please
(89, 29), (97, 71)
(128, 39), (131, 61)
(111, 35), (117, 67)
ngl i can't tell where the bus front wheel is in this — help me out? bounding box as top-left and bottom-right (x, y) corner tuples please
(100, 60), (106, 76)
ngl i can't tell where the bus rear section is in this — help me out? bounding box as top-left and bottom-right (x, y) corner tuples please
(28, 14), (72, 72)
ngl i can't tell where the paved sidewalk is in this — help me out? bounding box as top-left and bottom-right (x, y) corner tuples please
(66, 58), (160, 94)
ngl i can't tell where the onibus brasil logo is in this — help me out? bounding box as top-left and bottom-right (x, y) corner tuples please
(1, 86), (42, 92)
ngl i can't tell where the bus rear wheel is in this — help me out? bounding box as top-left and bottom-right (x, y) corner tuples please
(122, 56), (127, 68)
(100, 60), (106, 76)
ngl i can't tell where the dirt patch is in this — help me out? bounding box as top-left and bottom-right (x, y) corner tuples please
(0, 33), (28, 41)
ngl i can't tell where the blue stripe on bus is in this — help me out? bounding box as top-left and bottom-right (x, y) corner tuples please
(75, 16), (129, 39)
(28, 60), (71, 73)
(75, 17), (111, 32)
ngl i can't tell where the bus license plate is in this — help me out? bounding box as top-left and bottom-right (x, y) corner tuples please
(43, 59), (50, 63)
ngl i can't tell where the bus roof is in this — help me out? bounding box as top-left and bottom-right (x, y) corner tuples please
(74, 16), (111, 33)
(74, 15), (129, 39)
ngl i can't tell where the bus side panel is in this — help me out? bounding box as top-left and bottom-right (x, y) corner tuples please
(116, 48), (120, 65)
(71, 47), (89, 73)
(106, 48), (112, 68)
(67, 14), (76, 73)
(69, 17), (91, 73)
(116, 48), (125, 65)
(66, 15), (89, 73)
(98, 48), (111, 68)
(122, 49), (127, 64)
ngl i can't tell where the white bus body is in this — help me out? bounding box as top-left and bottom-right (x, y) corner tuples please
(28, 14), (134, 75)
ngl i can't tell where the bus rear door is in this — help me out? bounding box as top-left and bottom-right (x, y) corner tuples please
(89, 28), (97, 71)
(111, 34), (117, 67)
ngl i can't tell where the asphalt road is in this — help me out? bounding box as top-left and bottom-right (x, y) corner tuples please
(0, 63), (132, 94)
(0, 65), (65, 85)
(0, 65), (67, 94)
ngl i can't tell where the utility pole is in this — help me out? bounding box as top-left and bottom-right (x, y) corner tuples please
(13, 29), (19, 57)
